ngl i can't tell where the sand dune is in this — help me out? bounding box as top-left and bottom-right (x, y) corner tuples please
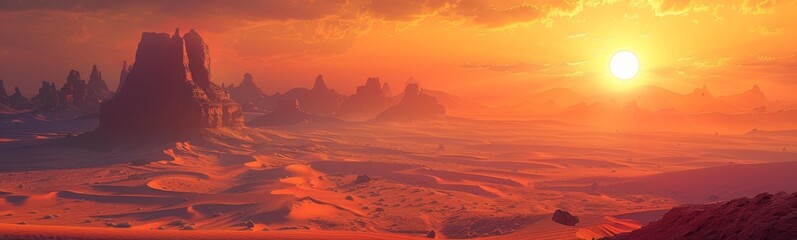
(2, 116), (797, 239)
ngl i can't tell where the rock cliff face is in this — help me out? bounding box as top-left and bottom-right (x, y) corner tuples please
(376, 83), (445, 121)
(280, 75), (346, 116)
(608, 192), (797, 240)
(7, 87), (31, 110)
(97, 28), (243, 135)
(337, 77), (394, 119)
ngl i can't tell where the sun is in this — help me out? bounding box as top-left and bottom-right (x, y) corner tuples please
(609, 51), (640, 81)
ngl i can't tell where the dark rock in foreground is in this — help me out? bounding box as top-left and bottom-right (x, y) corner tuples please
(607, 192), (797, 240)
(552, 209), (579, 226)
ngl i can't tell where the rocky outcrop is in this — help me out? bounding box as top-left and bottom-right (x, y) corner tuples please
(376, 83), (445, 121)
(96, 28), (243, 137)
(608, 192), (797, 240)
(7, 87), (31, 110)
(337, 77), (394, 119)
(552, 209), (579, 226)
(225, 73), (275, 112)
(280, 75), (347, 116)
(30, 81), (59, 111)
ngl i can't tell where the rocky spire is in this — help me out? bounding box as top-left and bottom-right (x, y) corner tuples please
(118, 61), (131, 92)
(87, 64), (110, 91)
(7, 87), (31, 110)
(59, 70), (88, 105)
(0, 79), (8, 104)
(183, 28), (212, 89)
(313, 74), (329, 92)
(382, 82), (393, 97)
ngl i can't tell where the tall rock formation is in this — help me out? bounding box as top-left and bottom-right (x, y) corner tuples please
(87, 65), (109, 91)
(58, 70), (88, 106)
(280, 75), (346, 116)
(337, 77), (394, 119)
(376, 83), (445, 121)
(382, 82), (393, 97)
(96, 28), (243, 137)
(30, 81), (59, 111)
(225, 73), (274, 112)
(0, 79), (8, 104)
(84, 65), (115, 111)
(117, 61), (131, 92)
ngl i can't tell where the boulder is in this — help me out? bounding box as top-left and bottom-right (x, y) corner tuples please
(551, 209), (579, 226)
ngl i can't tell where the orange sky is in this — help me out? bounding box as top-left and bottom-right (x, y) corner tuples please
(1, 0), (796, 104)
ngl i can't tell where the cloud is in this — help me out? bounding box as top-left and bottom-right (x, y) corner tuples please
(739, 0), (777, 14)
(461, 62), (551, 73)
(636, 0), (709, 16)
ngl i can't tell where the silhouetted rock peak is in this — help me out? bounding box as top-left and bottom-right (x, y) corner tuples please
(0, 79), (8, 103)
(313, 75), (329, 92)
(358, 77), (383, 96)
(552, 209), (579, 226)
(382, 82), (393, 97)
(97, 28), (243, 137)
(118, 61), (131, 92)
(237, 73), (260, 89)
(337, 77), (393, 118)
(609, 192), (797, 240)
(751, 84), (762, 94)
(226, 73), (269, 112)
(376, 83), (445, 121)
(404, 83), (420, 96)
(6, 86), (31, 110)
(59, 70), (88, 106)
(87, 64), (109, 91)
(31, 81), (59, 111)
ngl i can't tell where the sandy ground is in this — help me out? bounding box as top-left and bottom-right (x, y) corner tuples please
(1, 114), (796, 239)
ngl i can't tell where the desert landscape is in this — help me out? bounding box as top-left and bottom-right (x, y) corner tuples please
(2, 1), (797, 240)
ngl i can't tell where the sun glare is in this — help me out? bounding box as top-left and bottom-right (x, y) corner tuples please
(609, 51), (640, 81)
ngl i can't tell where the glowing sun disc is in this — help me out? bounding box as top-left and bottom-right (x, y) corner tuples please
(610, 51), (640, 80)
